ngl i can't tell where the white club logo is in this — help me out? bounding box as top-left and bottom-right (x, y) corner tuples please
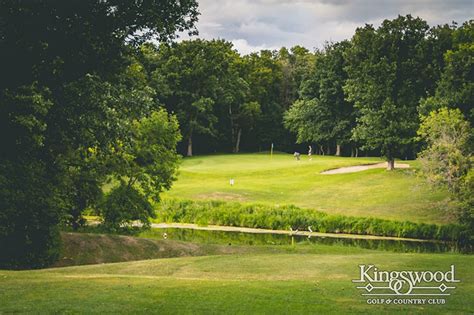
(353, 265), (459, 296)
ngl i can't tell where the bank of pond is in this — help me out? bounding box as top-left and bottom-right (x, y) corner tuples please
(154, 199), (472, 244)
(140, 227), (470, 254)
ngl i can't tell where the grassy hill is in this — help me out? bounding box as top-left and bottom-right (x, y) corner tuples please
(1, 238), (472, 314)
(163, 153), (450, 224)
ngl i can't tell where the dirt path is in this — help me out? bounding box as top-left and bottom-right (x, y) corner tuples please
(320, 162), (410, 174)
(151, 222), (432, 243)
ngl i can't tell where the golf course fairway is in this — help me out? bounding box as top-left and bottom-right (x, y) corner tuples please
(1, 240), (472, 314)
(163, 153), (450, 224)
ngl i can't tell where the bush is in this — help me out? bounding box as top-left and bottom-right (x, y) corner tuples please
(99, 184), (155, 231)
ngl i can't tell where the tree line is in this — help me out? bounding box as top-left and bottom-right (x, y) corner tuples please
(133, 40), (315, 155)
(131, 16), (472, 168)
(128, 15), (473, 165)
(0, 0), (472, 269)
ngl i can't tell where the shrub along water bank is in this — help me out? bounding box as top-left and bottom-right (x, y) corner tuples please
(155, 199), (470, 243)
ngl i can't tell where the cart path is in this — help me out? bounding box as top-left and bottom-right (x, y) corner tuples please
(320, 162), (410, 174)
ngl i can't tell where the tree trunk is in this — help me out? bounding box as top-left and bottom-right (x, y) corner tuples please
(387, 158), (395, 170)
(187, 136), (193, 157)
(326, 145), (330, 155)
(229, 105), (236, 153)
(355, 147), (359, 158)
(71, 208), (80, 231)
(234, 128), (242, 153)
(71, 197), (87, 230)
(335, 144), (341, 156)
(319, 145), (324, 156)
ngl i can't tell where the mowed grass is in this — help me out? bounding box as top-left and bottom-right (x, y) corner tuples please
(0, 154), (460, 314)
(163, 153), (450, 224)
(1, 244), (472, 314)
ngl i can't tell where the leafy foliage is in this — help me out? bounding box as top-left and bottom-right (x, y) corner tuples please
(0, 0), (198, 268)
(99, 109), (181, 230)
(285, 41), (354, 155)
(100, 184), (154, 231)
(418, 108), (472, 191)
(344, 15), (435, 165)
(112, 110), (182, 200)
(418, 108), (473, 230)
(419, 21), (474, 124)
(145, 40), (237, 156)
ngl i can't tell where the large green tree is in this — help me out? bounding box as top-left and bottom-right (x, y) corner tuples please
(344, 15), (435, 169)
(0, 0), (198, 268)
(224, 55), (263, 153)
(150, 39), (240, 156)
(101, 109), (181, 230)
(243, 50), (289, 151)
(285, 41), (355, 156)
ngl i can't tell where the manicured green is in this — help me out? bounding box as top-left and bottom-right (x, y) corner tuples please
(1, 242), (472, 314)
(163, 153), (450, 224)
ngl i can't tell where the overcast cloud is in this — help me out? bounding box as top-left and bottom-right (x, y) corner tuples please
(179, 0), (473, 54)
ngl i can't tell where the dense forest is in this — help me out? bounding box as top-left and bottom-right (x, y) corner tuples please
(0, 0), (472, 268)
(135, 17), (473, 162)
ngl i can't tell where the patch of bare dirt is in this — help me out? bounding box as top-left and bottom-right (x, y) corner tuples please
(196, 191), (247, 201)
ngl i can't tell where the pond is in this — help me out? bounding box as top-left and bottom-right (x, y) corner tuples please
(141, 227), (471, 254)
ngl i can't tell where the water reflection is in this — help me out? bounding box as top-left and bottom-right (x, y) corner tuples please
(141, 228), (471, 254)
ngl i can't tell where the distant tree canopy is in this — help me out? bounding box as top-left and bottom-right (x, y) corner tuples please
(420, 21), (474, 125)
(134, 16), (471, 163)
(143, 39), (241, 156)
(138, 41), (305, 155)
(285, 16), (472, 169)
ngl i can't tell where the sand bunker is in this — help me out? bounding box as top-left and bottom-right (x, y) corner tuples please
(321, 162), (410, 174)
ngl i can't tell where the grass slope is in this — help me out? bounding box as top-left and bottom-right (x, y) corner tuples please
(164, 153), (450, 224)
(55, 232), (248, 267)
(1, 243), (472, 314)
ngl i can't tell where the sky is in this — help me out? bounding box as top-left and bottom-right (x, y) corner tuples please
(179, 0), (474, 55)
